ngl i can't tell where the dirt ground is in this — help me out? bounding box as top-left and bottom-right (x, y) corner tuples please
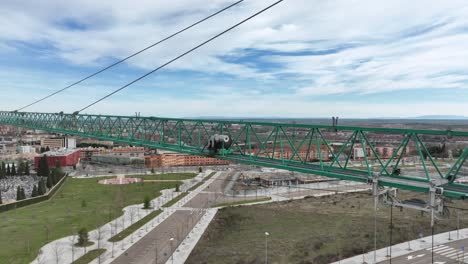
(111, 210), (204, 264)
(187, 190), (468, 264)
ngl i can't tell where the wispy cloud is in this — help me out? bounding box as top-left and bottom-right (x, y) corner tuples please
(0, 0), (467, 117)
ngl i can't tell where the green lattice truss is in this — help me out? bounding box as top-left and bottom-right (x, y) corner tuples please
(1, 111), (468, 198)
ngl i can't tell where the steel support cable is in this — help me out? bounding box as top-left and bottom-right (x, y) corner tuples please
(76, 0), (285, 114)
(13, 0), (245, 112)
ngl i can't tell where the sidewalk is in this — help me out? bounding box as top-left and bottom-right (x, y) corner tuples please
(166, 208), (218, 264)
(331, 227), (468, 264)
(31, 170), (215, 264)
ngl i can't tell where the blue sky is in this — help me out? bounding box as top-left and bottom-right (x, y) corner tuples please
(0, 0), (468, 118)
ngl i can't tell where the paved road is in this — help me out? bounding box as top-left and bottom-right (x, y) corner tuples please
(111, 170), (356, 264)
(111, 210), (204, 264)
(111, 171), (261, 264)
(379, 238), (468, 264)
(184, 172), (267, 208)
(110, 171), (367, 264)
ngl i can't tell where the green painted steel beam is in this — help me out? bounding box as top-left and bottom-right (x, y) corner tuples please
(1, 111), (468, 199)
(2, 111), (467, 136)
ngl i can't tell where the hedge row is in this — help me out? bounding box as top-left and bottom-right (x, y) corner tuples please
(108, 210), (162, 242)
(0, 174), (68, 213)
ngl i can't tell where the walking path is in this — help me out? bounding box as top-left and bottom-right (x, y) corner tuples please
(109, 171), (223, 264)
(168, 208), (218, 264)
(31, 170), (214, 264)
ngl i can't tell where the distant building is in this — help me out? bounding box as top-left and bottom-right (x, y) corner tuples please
(41, 137), (76, 150)
(353, 147), (366, 159)
(0, 125), (16, 135)
(253, 146), (333, 161)
(78, 139), (114, 148)
(79, 146), (145, 159)
(0, 144), (6, 154)
(145, 151), (230, 167)
(108, 146), (144, 158)
(34, 149), (80, 168)
(17, 145), (35, 154)
(79, 147), (106, 160)
(353, 146), (411, 160)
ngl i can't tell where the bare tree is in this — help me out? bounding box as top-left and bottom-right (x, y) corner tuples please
(130, 207), (136, 225)
(68, 233), (77, 262)
(130, 208), (137, 243)
(44, 220), (52, 243)
(52, 242), (63, 264)
(36, 250), (46, 264)
(95, 225), (105, 264)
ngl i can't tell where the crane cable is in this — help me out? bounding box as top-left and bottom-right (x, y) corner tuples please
(76, 0), (285, 114)
(13, 0), (245, 112)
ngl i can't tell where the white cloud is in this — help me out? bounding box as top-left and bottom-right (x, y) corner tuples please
(0, 0), (468, 116)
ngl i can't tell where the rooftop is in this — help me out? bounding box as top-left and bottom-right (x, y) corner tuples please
(42, 148), (79, 156)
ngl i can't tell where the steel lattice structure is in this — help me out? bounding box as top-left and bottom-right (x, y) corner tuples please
(1, 111), (468, 198)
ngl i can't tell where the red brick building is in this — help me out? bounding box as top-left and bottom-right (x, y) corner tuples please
(145, 151), (230, 168)
(34, 149), (81, 168)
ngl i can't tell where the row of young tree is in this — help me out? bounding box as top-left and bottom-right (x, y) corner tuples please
(16, 186), (26, 200)
(5, 156), (65, 202)
(0, 161), (30, 178)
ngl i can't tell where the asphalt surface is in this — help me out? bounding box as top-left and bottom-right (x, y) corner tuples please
(379, 238), (468, 264)
(111, 171), (264, 264)
(111, 210), (204, 264)
(110, 171), (368, 264)
(184, 172), (266, 208)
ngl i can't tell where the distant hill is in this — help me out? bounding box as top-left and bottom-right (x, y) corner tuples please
(411, 115), (468, 120)
(192, 115), (468, 121)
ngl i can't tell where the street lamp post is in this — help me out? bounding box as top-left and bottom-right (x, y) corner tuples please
(265, 232), (269, 264)
(170, 237), (175, 264)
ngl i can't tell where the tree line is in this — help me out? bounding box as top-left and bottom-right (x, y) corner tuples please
(0, 161), (30, 179)
(39, 146), (51, 153)
(0, 156), (65, 202)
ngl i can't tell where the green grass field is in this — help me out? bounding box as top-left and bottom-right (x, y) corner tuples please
(72, 249), (106, 264)
(0, 176), (182, 264)
(126, 173), (196, 181)
(188, 191), (468, 264)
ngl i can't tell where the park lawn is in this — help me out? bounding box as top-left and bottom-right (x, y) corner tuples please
(126, 172), (197, 181)
(71, 249), (106, 264)
(188, 191), (468, 264)
(0, 177), (181, 264)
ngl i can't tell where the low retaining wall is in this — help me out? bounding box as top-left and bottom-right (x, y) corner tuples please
(0, 174), (68, 213)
